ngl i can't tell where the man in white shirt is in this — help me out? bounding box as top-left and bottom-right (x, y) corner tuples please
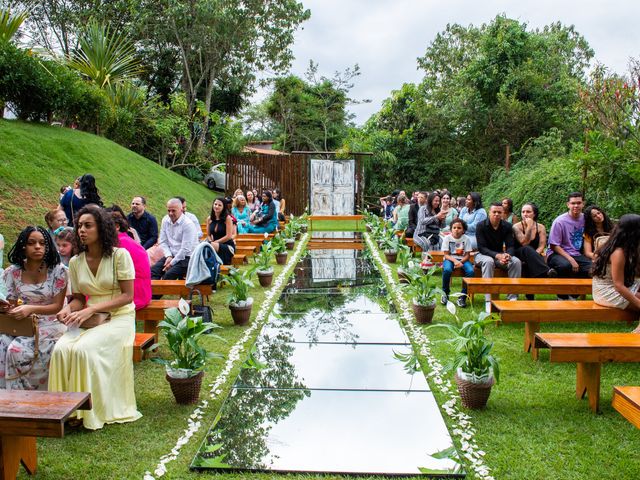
(177, 196), (203, 239)
(151, 198), (198, 281)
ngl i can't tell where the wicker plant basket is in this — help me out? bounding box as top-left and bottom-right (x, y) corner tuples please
(275, 252), (288, 265)
(257, 270), (274, 287)
(166, 370), (204, 405)
(412, 301), (436, 324)
(454, 371), (495, 409)
(229, 302), (252, 325)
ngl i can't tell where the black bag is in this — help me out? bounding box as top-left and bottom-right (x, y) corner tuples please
(189, 289), (213, 323)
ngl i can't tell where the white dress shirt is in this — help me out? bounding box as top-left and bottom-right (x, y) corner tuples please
(159, 214), (198, 265)
(185, 211), (203, 239)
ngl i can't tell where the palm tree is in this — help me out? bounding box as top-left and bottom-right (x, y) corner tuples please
(67, 21), (142, 89)
(0, 5), (28, 44)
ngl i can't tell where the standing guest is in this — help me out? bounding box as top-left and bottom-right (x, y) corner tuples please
(441, 218), (474, 308)
(547, 193), (592, 293)
(459, 192), (487, 249)
(273, 188), (287, 222)
(50, 205), (141, 429)
(59, 174), (103, 226)
(107, 207), (152, 310)
(475, 202), (522, 311)
(501, 198), (519, 224)
(176, 196), (203, 240)
(206, 198), (236, 265)
(127, 196), (158, 249)
(440, 192), (459, 234)
(151, 198), (198, 280)
(592, 214), (640, 331)
(392, 193), (411, 232)
(415, 192), (446, 252)
(0, 227), (67, 390)
(405, 191), (427, 238)
(44, 209), (68, 237)
(232, 195), (252, 234)
(246, 190), (260, 212)
(583, 205), (614, 260)
(248, 191), (278, 234)
(54, 227), (77, 267)
(512, 203), (556, 284)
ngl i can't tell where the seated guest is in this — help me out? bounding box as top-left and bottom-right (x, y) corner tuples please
(127, 196), (158, 249)
(59, 174), (103, 226)
(456, 196), (466, 211)
(273, 188), (287, 222)
(54, 227), (77, 267)
(592, 214), (640, 331)
(583, 205), (614, 260)
(108, 207), (151, 310)
(246, 190), (260, 212)
(206, 198), (236, 265)
(475, 202), (522, 310)
(232, 195), (252, 234)
(459, 192), (487, 249)
(0, 227), (67, 390)
(441, 218), (474, 308)
(512, 202), (556, 280)
(440, 192), (459, 234)
(0, 232), (4, 270)
(501, 198), (519, 224)
(392, 193), (411, 232)
(232, 188), (244, 199)
(248, 191), (279, 234)
(50, 205), (141, 429)
(414, 192), (446, 252)
(151, 198), (198, 280)
(176, 196), (203, 240)
(547, 193), (592, 297)
(405, 191), (427, 238)
(44, 209), (68, 237)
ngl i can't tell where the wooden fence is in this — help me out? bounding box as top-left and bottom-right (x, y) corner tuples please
(225, 153), (309, 216)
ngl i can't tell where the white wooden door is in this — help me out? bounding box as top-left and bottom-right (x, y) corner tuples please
(310, 159), (355, 215)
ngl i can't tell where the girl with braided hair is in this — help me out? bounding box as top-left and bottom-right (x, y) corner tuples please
(0, 226), (68, 390)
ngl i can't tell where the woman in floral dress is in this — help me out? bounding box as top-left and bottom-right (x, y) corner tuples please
(0, 226), (67, 390)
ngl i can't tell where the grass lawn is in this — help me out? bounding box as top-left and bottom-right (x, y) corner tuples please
(309, 219), (365, 231)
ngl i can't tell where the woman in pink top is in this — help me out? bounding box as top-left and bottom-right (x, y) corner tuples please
(107, 206), (152, 310)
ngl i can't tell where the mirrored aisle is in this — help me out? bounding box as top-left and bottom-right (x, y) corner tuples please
(192, 247), (464, 477)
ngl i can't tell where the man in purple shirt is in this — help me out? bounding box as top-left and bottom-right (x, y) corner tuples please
(547, 192), (592, 292)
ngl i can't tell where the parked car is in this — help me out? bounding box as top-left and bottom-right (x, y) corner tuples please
(204, 163), (226, 191)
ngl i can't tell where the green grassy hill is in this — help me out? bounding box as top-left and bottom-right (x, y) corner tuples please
(0, 120), (217, 252)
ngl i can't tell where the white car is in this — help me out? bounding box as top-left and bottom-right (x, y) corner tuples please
(204, 163), (226, 191)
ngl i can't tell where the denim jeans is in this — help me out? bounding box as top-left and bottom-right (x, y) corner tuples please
(442, 259), (475, 295)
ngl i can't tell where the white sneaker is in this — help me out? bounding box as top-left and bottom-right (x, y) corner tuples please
(507, 294), (519, 301)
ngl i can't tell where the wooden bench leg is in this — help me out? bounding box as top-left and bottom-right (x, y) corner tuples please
(1, 435), (37, 478)
(524, 322), (540, 360)
(143, 321), (158, 341)
(576, 362), (601, 412)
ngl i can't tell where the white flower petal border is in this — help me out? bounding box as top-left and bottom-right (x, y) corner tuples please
(364, 233), (494, 480)
(144, 233), (309, 480)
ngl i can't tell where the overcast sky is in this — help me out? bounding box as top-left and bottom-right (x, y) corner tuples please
(259, 0), (640, 125)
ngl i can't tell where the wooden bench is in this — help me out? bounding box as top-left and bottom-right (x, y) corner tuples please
(237, 233), (275, 240)
(0, 390), (91, 479)
(231, 254), (247, 265)
(136, 299), (180, 339)
(151, 280), (213, 298)
(493, 300), (638, 360)
(534, 333), (640, 412)
(308, 215), (364, 231)
(612, 386), (640, 428)
(464, 278), (592, 302)
(133, 333), (156, 363)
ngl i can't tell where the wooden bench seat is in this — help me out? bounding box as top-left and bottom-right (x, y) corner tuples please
(133, 333), (156, 363)
(151, 280), (213, 298)
(465, 278), (592, 301)
(231, 254), (247, 265)
(0, 390), (91, 478)
(136, 299), (180, 338)
(534, 333), (640, 412)
(612, 386), (640, 428)
(237, 233), (275, 240)
(493, 300), (638, 360)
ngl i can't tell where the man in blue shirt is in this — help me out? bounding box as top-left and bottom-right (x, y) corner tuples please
(127, 196), (158, 249)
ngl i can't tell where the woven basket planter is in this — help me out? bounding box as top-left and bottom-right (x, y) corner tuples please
(275, 252), (288, 265)
(412, 301), (436, 324)
(166, 370), (204, 405)
(257, 270), (274, 287)
(454, 371), (495, 409)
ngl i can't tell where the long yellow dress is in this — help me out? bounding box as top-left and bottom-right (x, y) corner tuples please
(48, 248), (142, 430)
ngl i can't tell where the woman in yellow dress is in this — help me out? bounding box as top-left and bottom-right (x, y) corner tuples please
(49, 205), (141, 430)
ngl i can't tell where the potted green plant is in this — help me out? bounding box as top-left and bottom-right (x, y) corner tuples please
(271, 233), (288, 265)
(428, 304), (499, 409)
(396, 242), (419, 283)
(153, 299), (223, 404)
(219, 267), (255, 325)
(283, 222), (296, 250)
(404, 266), (442, 323)
(253, 240), (275, 287)
(380, 228), (400, 263)
(288, 215), (302, 240)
